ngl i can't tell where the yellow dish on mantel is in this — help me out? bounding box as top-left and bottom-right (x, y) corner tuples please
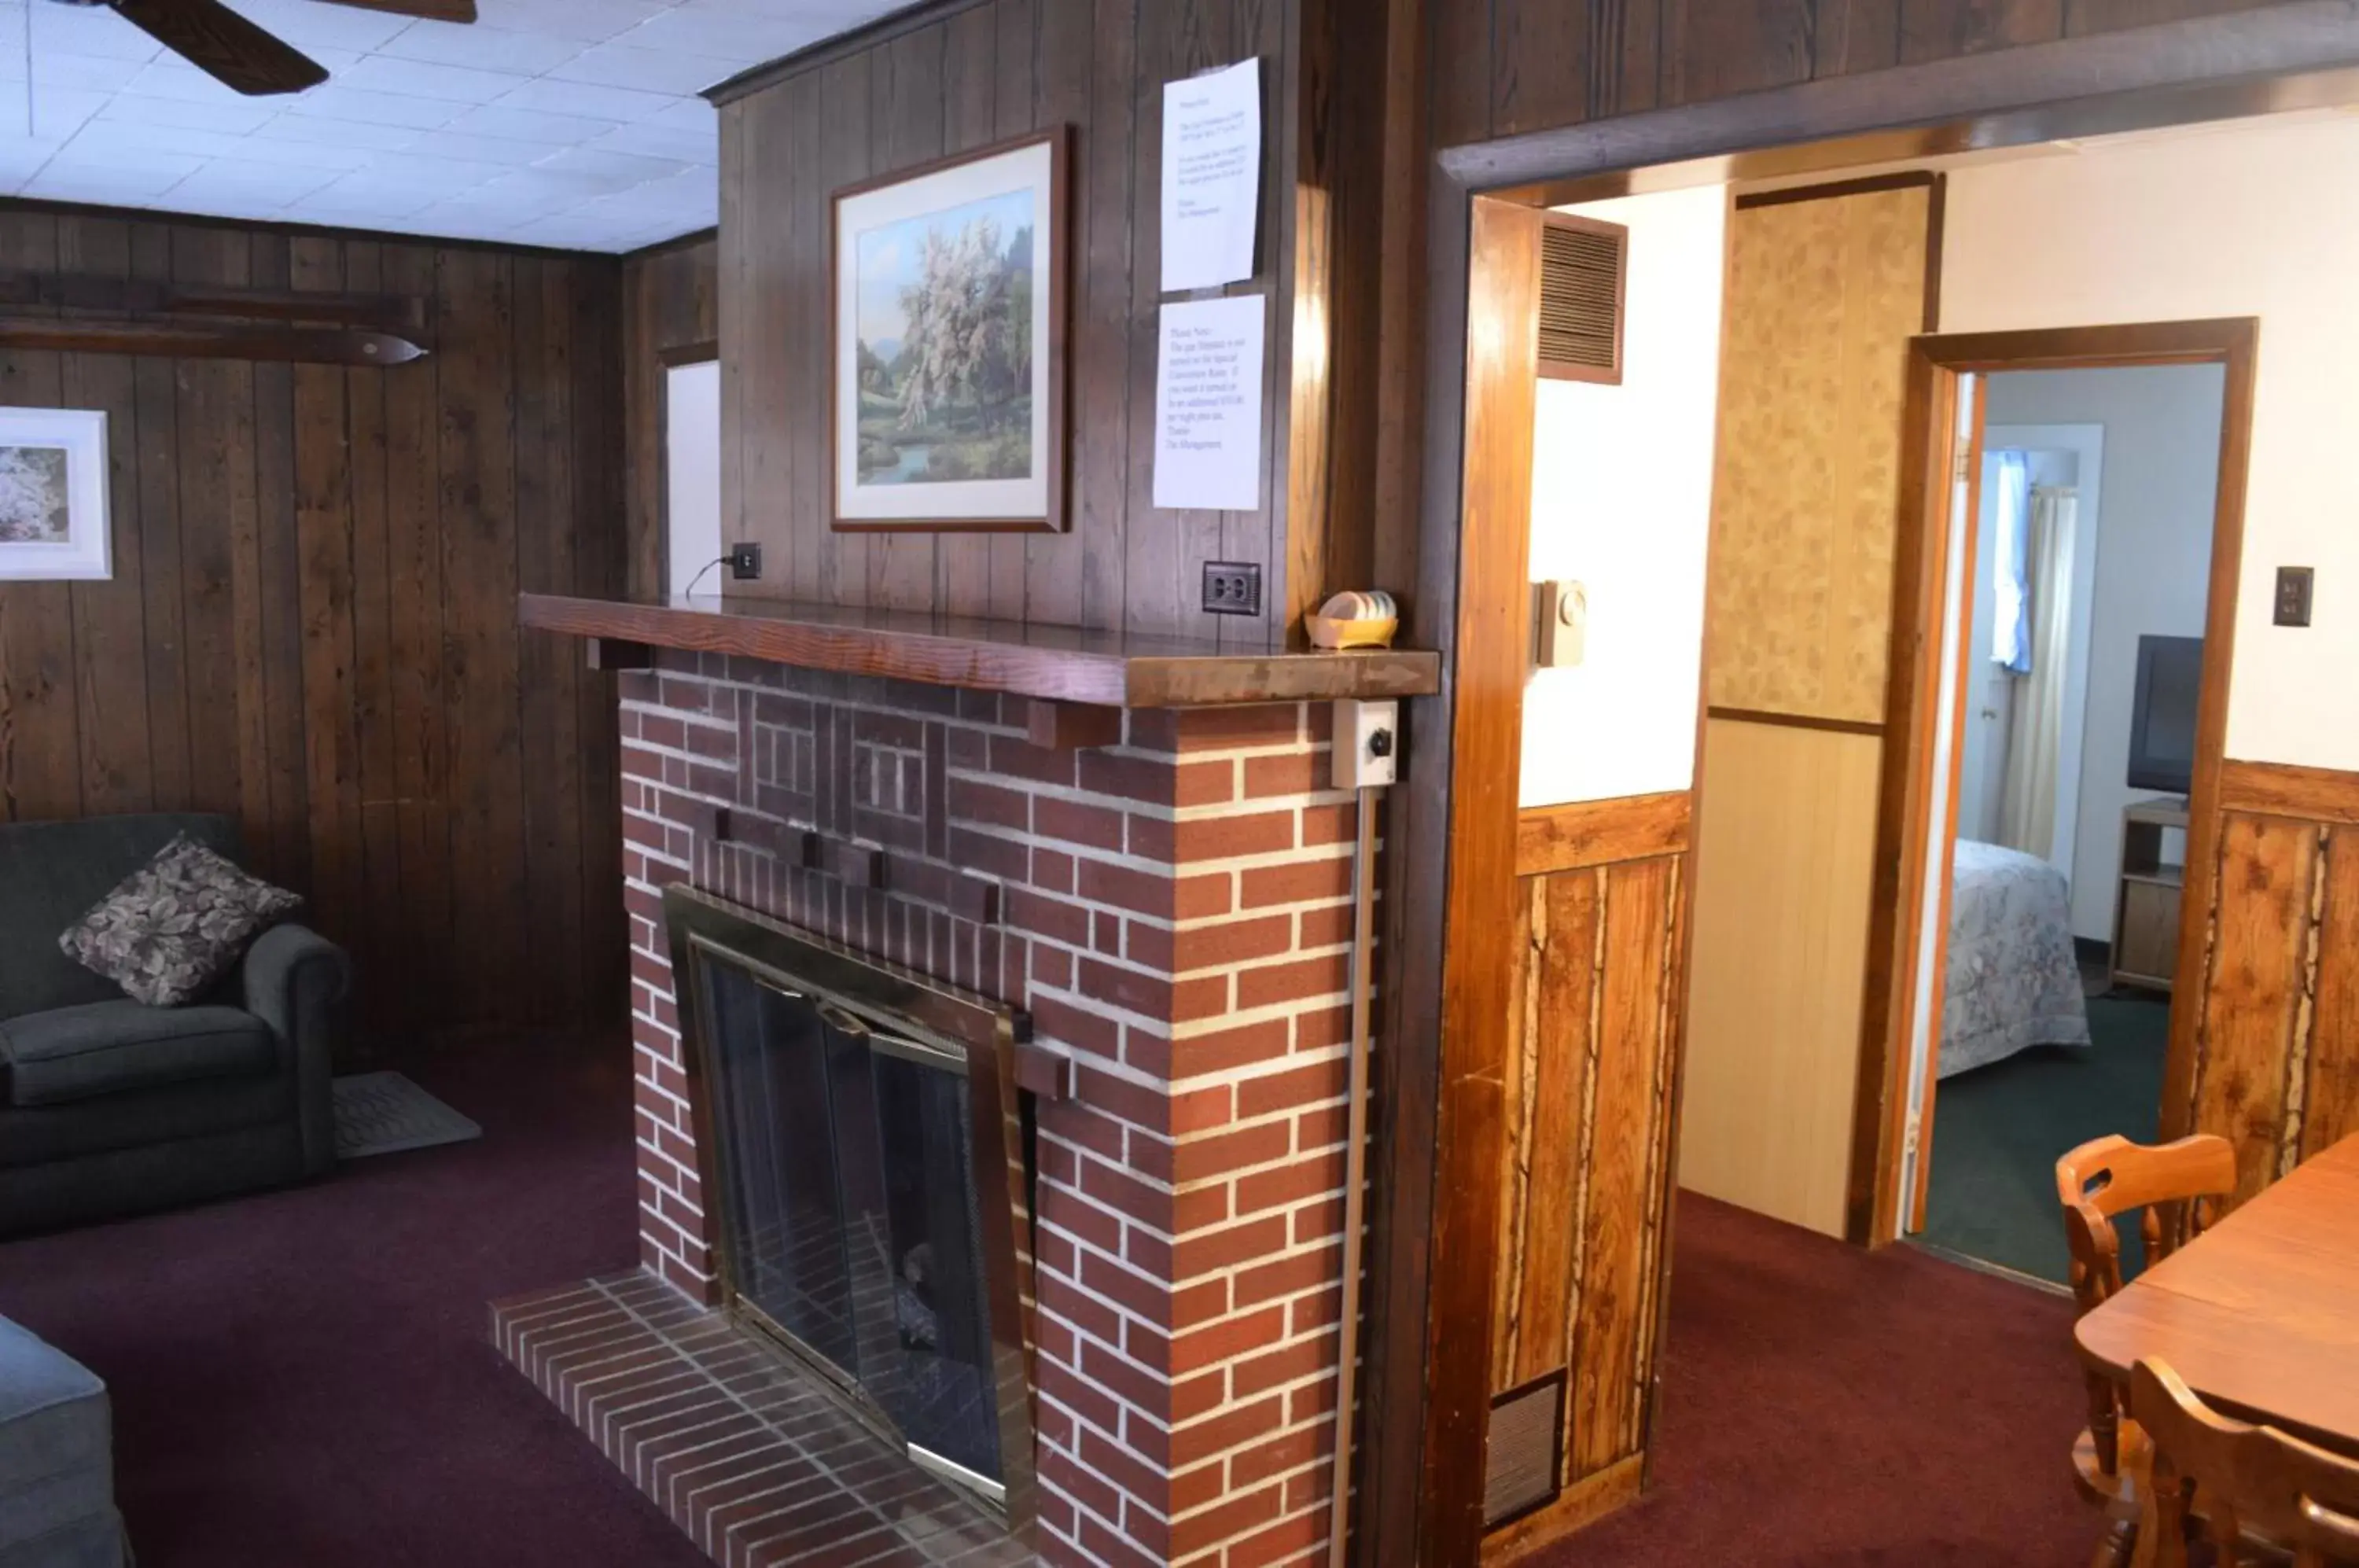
(1305, 613), (1400, 650)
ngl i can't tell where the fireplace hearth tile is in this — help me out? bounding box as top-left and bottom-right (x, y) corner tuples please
(494, 1274), (1036, 1568)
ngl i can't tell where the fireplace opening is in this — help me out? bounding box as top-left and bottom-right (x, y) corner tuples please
(664, 885), (1036, 1518)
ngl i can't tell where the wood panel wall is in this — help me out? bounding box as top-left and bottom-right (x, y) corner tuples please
(1484, 793), (1691, 1562)
(2177, 760), (2359, 1198)
(0, 205), (627, 1050)
(705, 0), (1383, 649)
(1424, 0), (2309, 148)
(1680, 179), (1934, 1237)
(624, 232), (718, 605)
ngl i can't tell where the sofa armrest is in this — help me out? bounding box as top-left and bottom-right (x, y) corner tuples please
(239, 922), (351, 1176)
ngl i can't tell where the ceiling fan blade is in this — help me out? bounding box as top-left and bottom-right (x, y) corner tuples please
(319, 0), (477, 20)
(107, 0), (329, 96)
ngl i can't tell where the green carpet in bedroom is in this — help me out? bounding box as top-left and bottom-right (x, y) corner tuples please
(1917, 994), (2171, 1286)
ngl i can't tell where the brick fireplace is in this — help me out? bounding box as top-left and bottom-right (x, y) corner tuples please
(506, 645), (1368, 1568)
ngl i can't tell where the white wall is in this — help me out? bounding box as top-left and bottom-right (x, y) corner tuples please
(665, 358), (723, 601)
(1980, 369), (2221, 941)
(1943, 113), (2359, 771)
(1521, 186), (1726, 807)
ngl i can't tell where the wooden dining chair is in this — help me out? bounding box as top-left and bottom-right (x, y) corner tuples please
(2055, 1132), (2239, 1562)
(2128, 1358), (2359, 1567)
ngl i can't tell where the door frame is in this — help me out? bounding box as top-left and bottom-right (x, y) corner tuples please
(1868, 319), (2258, 1245)
(1364, 15), (2359, 1568)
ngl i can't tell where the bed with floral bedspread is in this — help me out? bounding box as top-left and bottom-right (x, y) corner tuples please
(1941, 838), (2092, 1079)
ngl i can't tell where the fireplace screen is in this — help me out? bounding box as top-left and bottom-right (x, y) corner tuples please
(665, 886), (1034, 1515)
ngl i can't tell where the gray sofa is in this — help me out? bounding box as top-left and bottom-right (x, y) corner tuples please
(0, 813), (349, 1239)
(0, 1315), (123, 1567)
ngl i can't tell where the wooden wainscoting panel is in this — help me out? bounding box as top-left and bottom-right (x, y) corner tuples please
(2182, 762), (2359, 1191)
(1517, 790), (1692, 875)
(2217, 757), (2359, 827)
(1680, 719), (1884, 1235)
(2190, 810), (2320, 1203)
(1485, 848), (1686, 1562)
(2305, 827), (2359, 1161)
(1704, 180), (1934, 727)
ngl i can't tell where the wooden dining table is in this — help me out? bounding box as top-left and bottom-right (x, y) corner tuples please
(2076, 1132), (2359, 1456)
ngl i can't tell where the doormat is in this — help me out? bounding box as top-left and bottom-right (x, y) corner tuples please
(332, 1072), (483, 1161)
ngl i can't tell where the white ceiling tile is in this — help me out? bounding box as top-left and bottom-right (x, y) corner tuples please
(443, 103), (619, 145)
(491, 75), (677, 123)
(546, 42), (733, 96)
(97, 94), (278, 134)
(472, 0), (671, 45)
(17, 50), (150, 94)
(247, 111), (420, 151)
(23, 84), (110, 141)
(336, 55), (532, 105)
(529, 145), (689, 188)
(582, 120), (715, 166)
(374, 20), (587, 75)
(401, 129), (556, 166)
(281, 85), (463, 130)
(644, 97), (716, 133)
(26, 4), (162, 63)
(217, 134), (378, 171)
(26, 153), (202, 198)
(0, 139), (68, 184)
(0, 0), (887, 249)
(63, 118), (252, 163)
(166, 156), (340, 205)
(615, 5), (833, 63)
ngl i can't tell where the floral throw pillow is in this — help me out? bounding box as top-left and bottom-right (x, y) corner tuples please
(59, 834), (304, 1007)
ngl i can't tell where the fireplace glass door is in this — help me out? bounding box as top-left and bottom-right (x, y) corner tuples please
(694, 951), (1007, 1493)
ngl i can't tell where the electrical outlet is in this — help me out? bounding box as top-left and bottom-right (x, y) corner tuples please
(727, 543), (763, 581)
(1202, 561), (1262, 617)
(2276, 565), (2314, 628)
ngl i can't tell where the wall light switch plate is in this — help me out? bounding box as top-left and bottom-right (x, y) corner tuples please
(1332, 698), (1399, 790)
(2276, 565), (2314, 627)
(1533, 579), (1587, 667)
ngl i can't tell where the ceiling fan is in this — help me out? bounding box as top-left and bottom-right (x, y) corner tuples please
(47, 0), (478, 97)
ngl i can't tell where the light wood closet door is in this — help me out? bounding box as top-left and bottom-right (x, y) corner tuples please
(1679, 179), (1939, 1238)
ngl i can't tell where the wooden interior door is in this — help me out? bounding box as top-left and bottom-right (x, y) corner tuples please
(1677, 176), (1941, 1239)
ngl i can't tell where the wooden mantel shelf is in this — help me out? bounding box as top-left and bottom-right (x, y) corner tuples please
(518, 594), (1441, 709)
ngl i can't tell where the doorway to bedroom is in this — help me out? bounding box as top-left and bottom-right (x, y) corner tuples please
(1903, 357), (2232, 1286)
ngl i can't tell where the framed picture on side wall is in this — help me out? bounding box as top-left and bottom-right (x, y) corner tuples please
(0, 407), (109, 580)
(832, 128), (1069, 533)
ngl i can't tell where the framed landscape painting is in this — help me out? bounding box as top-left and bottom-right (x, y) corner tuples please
(0, 407), (109, 580)
(832, 128), (1069, 532)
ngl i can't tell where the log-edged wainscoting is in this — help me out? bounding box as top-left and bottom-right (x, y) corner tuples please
(2176, 760), (2359, 1195)
(1484, 792), (1693, 1560)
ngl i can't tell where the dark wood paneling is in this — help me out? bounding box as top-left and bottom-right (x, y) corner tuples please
(622, 234), (718, 603)
(711, 0), (1369, 647)
(1428, 0), (2314, 143)
(0, 206), (626, 1051)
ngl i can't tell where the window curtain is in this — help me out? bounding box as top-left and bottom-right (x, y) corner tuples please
(1997, 485), (2078, 859)
(1990, 453), (2033, 674)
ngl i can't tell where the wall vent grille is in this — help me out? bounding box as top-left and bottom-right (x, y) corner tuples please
(1537, 214), (1627, 385)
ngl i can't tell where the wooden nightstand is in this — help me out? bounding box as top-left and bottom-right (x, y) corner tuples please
(2111, 796), (2189, 992)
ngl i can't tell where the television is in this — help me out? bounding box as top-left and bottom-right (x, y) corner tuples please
(2127, 635), (2203, 796)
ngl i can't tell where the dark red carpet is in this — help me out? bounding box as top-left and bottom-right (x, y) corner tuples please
(0, 1037), (708, 1568)
(1, 1043), (2096, 1567)
(1539, 1194), (2097, 1566)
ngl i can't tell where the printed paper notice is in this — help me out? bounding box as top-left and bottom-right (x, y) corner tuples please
(1161, 59), (1260, 292)
(1154, 295), (1264, 512)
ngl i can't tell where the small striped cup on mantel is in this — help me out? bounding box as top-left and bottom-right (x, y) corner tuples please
(1306, 589), (1400, 650)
